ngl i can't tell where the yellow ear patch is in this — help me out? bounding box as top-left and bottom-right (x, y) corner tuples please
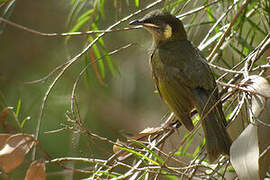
(164, 24), (172, 39)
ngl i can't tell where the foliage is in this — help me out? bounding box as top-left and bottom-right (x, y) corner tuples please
(0, 0), (270, 179)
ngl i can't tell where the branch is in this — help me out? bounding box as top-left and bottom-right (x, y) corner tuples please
(0, 17), (140, 37)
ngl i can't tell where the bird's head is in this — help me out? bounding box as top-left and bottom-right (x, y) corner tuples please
(129, 10), (187, 43)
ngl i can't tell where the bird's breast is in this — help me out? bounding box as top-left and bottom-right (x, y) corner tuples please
(150, 49), (168, 80)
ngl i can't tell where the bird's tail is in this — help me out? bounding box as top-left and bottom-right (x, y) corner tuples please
(193, 88), (231, 162)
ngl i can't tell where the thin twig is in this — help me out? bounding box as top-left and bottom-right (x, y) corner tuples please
(217, 81), (270, 99)
(46, 157), (106, 164)
(177, 0), (220, 19)
(24, 62), (68, 84)
(252, 64), (270, 71)
(221, 160), (230, 180)
(208, 63), (243, 74)
(0, 16), (140, 37)
(227, 92), (246, 125)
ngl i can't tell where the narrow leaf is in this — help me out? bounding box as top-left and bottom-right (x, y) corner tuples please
(66, 16), (90, 41)
(135, 0), (139, 7)
(118, 146), (160, 166)
(15, 98), (21, 118)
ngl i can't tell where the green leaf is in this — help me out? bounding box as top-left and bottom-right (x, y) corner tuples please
(92, 170), (121, 178)
(94, 0), (105, 19)
(66, 0), (87, 28)
(169, 0), (191, 15)
(205, 7), (218, 33)
(179, 0), (192, 14)
(95, 41), (117, 76)
(131, 140), (165, 165)
(89, 36), (105, 78)
(91, 23), (104, 46)
(70, 0), (76, 5)
(77, 9), (95, 23)
(0, 0), (10, 3)
(73, 16), (90, 32)
(91, 23), (118, 77)
(135, 0), (139, 7)
(118, 146), (160, 166)
(20, 116), (31, 129)
(66, 16), (90, 41)
(192, 114), (200, 125)
(104, 55), (115, 76)
(193, 138), (205, 157)
(165, 175), (179, 180)
(15, 98), (21, 118)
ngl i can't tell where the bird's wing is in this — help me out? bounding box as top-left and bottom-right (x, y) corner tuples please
(150, 48), (195, 131)
(159, 40), (216, 91)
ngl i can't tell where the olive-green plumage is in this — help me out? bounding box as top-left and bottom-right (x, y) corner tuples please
(130, 10), (231, 162)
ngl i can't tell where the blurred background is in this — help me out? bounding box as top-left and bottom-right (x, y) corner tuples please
(0, 0), (269, 179)
(0, 0), (170, 179)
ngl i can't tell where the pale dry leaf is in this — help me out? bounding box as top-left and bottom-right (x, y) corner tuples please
(0, 107), (17, 133)
(0, 133), (35, 173)
(0, 107), (13, 126)
(130, 127), (161, 140)
(230, 124), (259, 180)
(248, 76), (270, 180)
(25, 160), (46, 180)
(0, 134), (12, 150)
(262, 47), (270, 78)
(230, 75), (270, 180)
(246, 76), (270, 118)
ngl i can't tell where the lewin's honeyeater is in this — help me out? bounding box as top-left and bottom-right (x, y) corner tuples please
(130, 10), (231, 162)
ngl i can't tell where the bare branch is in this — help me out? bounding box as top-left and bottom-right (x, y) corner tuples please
(0, 17), (140, 37)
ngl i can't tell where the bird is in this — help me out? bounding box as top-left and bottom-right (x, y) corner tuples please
(129, 10), (231, 162)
